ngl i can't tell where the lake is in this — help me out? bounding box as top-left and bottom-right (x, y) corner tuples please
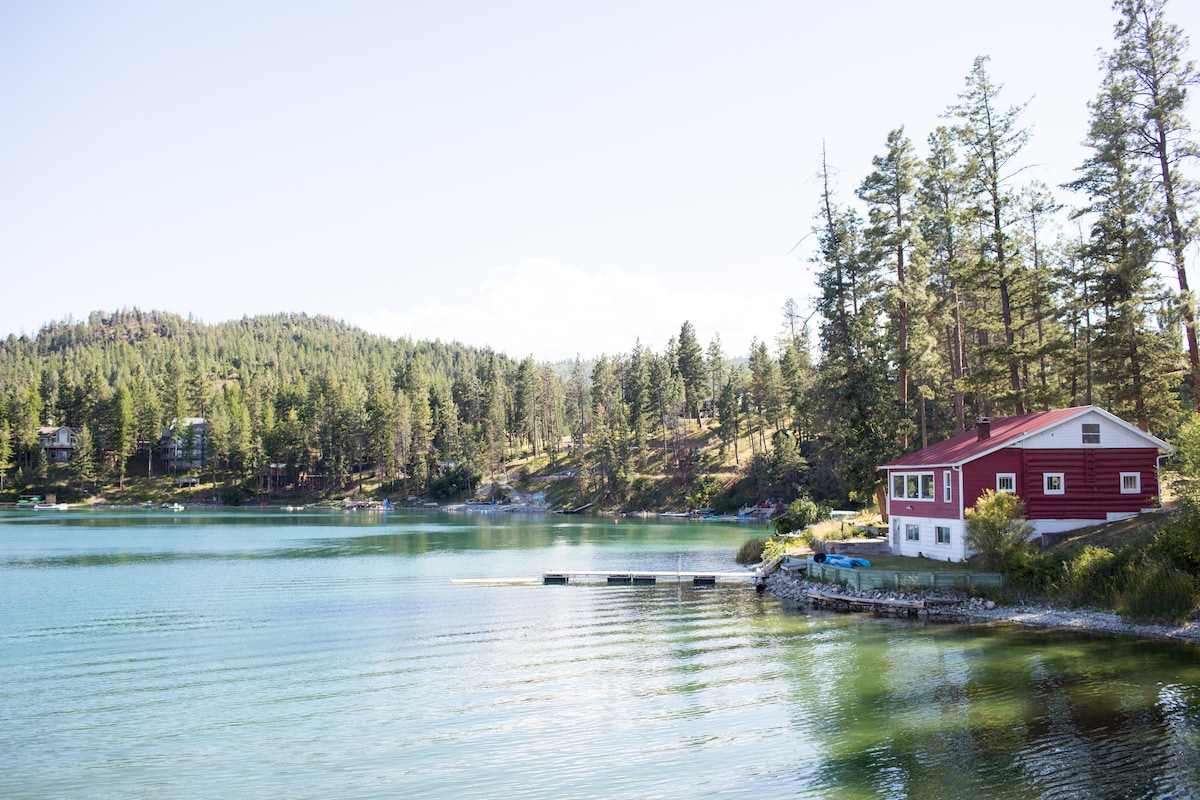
(2, 509), (1199, 799)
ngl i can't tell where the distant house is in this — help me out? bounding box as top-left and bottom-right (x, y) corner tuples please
(160, 417), (207, 471)
(880, 406), (1173, 562)
(38, 426), (81, 462)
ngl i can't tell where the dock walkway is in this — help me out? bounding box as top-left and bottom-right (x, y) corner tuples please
(453, 570), (758, 587)
(541, 570), (756, 586)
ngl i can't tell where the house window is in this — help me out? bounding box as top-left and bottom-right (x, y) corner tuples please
(1044, 473), (1065, 495)
(996, 473), (1016, 493)
(936, 526), (951, 544)
(1082, 423), (1100, 444)
(943, 471), (952, 503)
(891, 472), (935, 500)
(906, 524), (921, 542)
(1121, 472), (1141, 494)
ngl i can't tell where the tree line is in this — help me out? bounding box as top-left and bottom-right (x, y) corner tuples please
(808, 0), (1197, 500)
(0, 0), (1196, 509)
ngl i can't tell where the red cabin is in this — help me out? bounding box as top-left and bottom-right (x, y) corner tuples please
(880, 406), (1172, 562)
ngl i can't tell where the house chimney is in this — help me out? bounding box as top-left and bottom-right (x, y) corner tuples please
(977, 417), (991, 442)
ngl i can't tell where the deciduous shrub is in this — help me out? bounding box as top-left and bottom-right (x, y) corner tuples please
(1056, 545), (1124, 606)
(1118, 557), (1197, 623)
(773, 497), (823, 536)
(965, 490), (1034, 573)
(735, 537), (767, 564)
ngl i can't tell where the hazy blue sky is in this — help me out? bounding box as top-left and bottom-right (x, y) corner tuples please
(4, 1), (1198, 361)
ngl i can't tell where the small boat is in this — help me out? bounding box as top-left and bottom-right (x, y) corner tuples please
(160, 502), (185, 511)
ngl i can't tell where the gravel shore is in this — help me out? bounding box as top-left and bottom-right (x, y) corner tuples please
(766, 571), (1200, 644)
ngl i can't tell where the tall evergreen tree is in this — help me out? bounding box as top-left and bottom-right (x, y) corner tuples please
(920, 126), (975, 435)
(0, 419), (12, 493)
(858, 127), (922, 446)
(948, 56), (1034, 414)
(811, 149), (893, 501)
(1069, 68), (1182, 430)
(1108, 0), (1200, 406)
(69, 426), (96, 494)
(676, 321), (706, 424)
(109, 384), (136, 491)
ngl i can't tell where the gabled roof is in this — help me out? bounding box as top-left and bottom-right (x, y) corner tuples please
(38, 425), (80, 436)
(881, 405), (1171, 470)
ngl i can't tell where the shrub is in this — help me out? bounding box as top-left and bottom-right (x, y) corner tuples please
(773, 497), (823, 536)
(735, 537), (767, 564)
(1117, 557), (1197, 623)
(1056, 545), (1123, 606)
(965, 490), (1034, 573)
(428, 463), (483, 500)
(1145, 507), (1200, 575)
(1005, 548), (1060, 594)
(220, 481), (254, 506)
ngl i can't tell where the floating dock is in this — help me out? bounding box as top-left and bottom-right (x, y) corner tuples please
(452, 570), (757, 587)
(540, 570), (755, 587)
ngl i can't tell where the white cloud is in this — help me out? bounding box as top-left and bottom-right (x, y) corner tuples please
(352, 258), (796, 362)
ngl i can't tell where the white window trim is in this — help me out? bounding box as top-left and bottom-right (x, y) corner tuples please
(943, 470), (952, 503)
(1082, 423), (1100, 444)
(936, 525), (951, 545)
(996, 473), (1016, 493)
(905, 523), (921, 542)
(891, 471), (935, 501)
(1120, 472), (1141, 494)
(1044, 473), (1065, 495)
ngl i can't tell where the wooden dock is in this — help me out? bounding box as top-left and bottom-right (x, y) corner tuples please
(540, 570), (756, 586)
(452, 570), (758, 587)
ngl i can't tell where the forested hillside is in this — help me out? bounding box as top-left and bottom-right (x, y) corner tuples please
(1, 1), (1197, 510)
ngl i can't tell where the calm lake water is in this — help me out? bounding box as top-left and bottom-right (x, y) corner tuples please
(3, 509), (1199, 799)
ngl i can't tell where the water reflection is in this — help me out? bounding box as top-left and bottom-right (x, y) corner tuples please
(1, 511), (748, 569)
(771, 618), (1200, 799)
(4, 511), (1200, 799)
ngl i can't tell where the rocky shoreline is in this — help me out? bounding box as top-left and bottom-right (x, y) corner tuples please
(765, 571), (1200, 644)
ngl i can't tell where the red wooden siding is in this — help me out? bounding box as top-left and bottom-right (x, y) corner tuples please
(961, 447), (1160, 520)
(1019, 448), (1160, 519)
(961, 450), (1024, 519)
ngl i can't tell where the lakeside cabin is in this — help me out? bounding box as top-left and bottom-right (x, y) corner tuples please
(880, 405), (1173, 562)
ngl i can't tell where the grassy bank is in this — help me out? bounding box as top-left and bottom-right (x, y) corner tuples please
(760, 505), (1200, 625)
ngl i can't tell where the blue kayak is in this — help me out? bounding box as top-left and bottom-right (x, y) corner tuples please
(808, 553), (871, 568)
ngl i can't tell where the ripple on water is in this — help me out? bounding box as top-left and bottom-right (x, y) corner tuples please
(4, 515), (1200, 799)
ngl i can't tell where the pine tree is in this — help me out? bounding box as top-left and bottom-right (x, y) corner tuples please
(948, 56), (1034, 414)
(810, 149), (894, 502)
(70, 426), (96, 494)
(920, 126), (975, 436)
(676, 321), (706, 424)
(0, 419), (12, 493)
(1108, 0), (1200, 407)
(109, 384), (136, 491)
(858, 127), (922, 446)
(624, 342), (651, 463)
(1068, 67), (1182, 429)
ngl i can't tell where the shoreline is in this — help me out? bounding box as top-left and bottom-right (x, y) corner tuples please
(765, 571), (1200, 645)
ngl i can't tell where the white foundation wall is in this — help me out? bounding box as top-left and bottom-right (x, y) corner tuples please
(889, 513), (1144, 561)
(1028, 513), (1137, 535)
(888, 516), (970, 562)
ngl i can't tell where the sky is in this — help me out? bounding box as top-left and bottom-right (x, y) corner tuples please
(4, 0), (1200, 363)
